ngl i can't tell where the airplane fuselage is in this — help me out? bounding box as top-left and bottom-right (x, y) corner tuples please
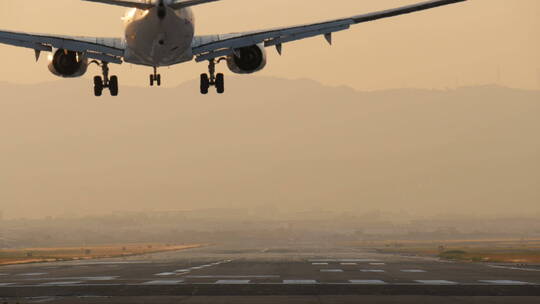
(123, 5), (195, 67)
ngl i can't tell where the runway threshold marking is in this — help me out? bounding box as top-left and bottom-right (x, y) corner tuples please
(415, 280), (457, 285)
(360, 269), (385, 273)
(283, 280), (318, 284)
(479, 280), (531, 285)
(349, 280), (387, 285)
(143, 280), (184, 285)
(215, 280), (250, 284)
(320, 269), (344, 272)
(401, 269), (426, 273)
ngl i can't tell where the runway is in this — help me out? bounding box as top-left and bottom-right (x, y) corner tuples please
(1, 244), (539, 303)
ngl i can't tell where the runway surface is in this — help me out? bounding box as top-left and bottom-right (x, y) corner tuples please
(1, 243), (539, 303)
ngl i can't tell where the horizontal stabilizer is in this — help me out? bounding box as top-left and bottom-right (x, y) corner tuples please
(82, 0), (154, 9)
(170, 0), (221, 10)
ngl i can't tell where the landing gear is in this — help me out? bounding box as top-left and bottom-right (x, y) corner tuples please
(91, 61), (119, 97)
(200, 58), (225, 95)
(150, 67), (161, 86)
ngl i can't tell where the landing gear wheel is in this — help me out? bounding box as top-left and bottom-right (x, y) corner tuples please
(200, 73), (210, 94)
(94, 76), (103, 97)
(109, 76), (119, 96)
(156, 74), (161, 86)
(215, 73), (225, 94)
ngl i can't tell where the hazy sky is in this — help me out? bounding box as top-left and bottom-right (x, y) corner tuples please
(0, 0), (538, 90)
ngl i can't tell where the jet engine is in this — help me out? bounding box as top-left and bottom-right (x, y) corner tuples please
(226, 44), (267, 74)
(48, 49), (88, 78)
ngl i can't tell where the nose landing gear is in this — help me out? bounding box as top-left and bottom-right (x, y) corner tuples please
(91, 61), (119, 97)
(200, 58), (225, 95)
(150, 66), (161, 86)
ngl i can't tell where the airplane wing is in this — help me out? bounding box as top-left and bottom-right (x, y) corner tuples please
(192, 0), (466, 62)
(0, 30), (125, 63)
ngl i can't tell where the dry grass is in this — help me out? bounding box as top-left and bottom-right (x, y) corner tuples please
(0, 243), (204, 266)
(347, 239), (540, 264)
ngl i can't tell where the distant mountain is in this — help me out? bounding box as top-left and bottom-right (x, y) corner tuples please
(0, 78), (539, 219)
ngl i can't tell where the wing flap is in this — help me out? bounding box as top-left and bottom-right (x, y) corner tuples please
(82, 0), (154, 9)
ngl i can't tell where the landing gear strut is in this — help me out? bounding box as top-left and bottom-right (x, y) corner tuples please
(91, 61), (118, 97)
(200, 58), (225, 95)
(150, 67), (161, 86)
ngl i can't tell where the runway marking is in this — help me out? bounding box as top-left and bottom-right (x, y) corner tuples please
(215, 280), (250, 284)
(0, 273), (8, 276)
(349, 280), (387, 285)
(39, 281), (83, 286)
(401, 269), (426, 273)
(142, 280), (184, 285)
(340, 263), (357, 265)
(369, 263), (386, 266)
(187, 275), (280, 278)
(283, 280), (318, 284)
(320, 269), (344, 272)
(487, 265), (540, 272)
(154, 272), (176, 276)
(26, 276), (119, 281)
(415, 280), (457, 285)
(17, 273), (47, 276)
(479, 280), (531, 285)
(309, 259), (379, 262)
(312, 263), (328, 265)
(360, 269), (385, 273)
(0, 283), (15, 287)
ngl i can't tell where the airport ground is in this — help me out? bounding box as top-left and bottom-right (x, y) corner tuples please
(0, 242), (539, 303)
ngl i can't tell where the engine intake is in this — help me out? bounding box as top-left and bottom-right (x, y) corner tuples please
(48, 49), (88, 78)
(226, 44), (267, 74)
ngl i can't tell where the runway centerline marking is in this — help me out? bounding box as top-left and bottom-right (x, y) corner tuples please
(312, 263), (328, 265)
(415, 280), (457, 285)
(309, 259), (379, 262)
(0, 283), (15, 287)
(401, 269), (426, 273)
(26, 276), (119, 281)
(187, 275), (280, 278)
(487, 265), (540, 272)
(320, 269), (344, 272)
(283, 280), (318, 284)
(370, 263), (386, 266)
(154, 272), (176, 276)
(215, 280), (250, 284)
(143, 280), (184, 285)
(479, 280), (531, 285)
(340, 263), (357, 265)
(349, 280), (387, 285)
(360, 269), (385, 273)
(17, 273), (47, 276)
(39, 281), (84, 286)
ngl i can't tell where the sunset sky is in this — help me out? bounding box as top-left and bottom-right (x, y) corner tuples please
(0, 0), (538, 90)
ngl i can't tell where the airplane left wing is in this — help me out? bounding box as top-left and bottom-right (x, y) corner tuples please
(192, 0), (466, 62)
(0, 30), (125, 63)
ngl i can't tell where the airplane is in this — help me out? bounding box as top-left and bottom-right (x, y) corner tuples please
(0, 0), (467, 96)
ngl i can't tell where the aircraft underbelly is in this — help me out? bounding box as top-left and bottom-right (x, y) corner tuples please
(124, 8), (195, 66)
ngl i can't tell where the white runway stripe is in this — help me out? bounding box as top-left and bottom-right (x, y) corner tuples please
(360, 269), (385, 273)
(370, 263), (386, 266)
(187, 275), (279, 278)
(215, 280), (250, 284)
(27, 276), (119, 281)
(349, 280), (387, 285)
(0, 273), (8, 276)
(309, 259), (379, 262)
(312, 263), (328, 265)
(154, 272), (176, 276)
(401, 269), (426, 273)
(320, 269), (344, 272)
(340, 263), (357, 265)
(142, 280), (184, 285)
(479, 280), (530, 285)
(17, 273), (47, 276)
(415, 280), (457, 285)
(0, 283), (15, 287)
(283, 280), (318, 284)
(39, 281), (83, 286)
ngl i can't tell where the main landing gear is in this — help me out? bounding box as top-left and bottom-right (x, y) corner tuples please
(150, 66), (161, 86)
(200, 58), (225, 95)
(92, 61), (118, 97)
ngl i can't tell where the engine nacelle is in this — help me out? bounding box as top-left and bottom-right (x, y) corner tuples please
(226, 44), (267, 74)
(48, 49), (88, 78)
